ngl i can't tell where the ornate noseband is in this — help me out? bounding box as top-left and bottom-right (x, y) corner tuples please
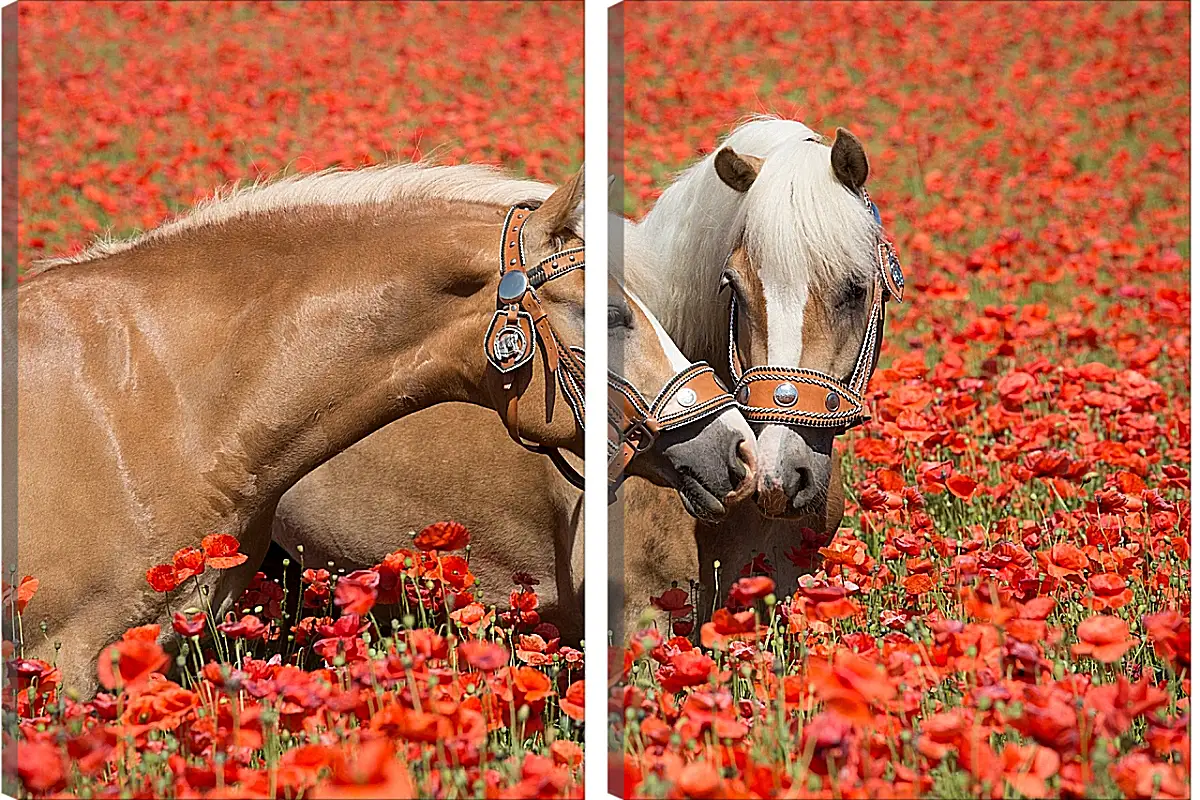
(607, 362), (737, 484)
(727, 188), (906, 432)
(486, 203), (739, 489)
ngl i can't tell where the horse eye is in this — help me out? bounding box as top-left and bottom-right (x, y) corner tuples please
(718, 269), (735, 293)
(837, 283), (869, 309)
(608, 304), (631, 330)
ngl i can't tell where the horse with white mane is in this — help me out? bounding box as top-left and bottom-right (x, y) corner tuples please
(270, 116), (894, 637)
(15, 161), (755, 696)
(619, 116), (900, 627)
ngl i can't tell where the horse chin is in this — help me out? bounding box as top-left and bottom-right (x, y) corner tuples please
(675, 476), (727, 523)
(754, 490), (828, 521)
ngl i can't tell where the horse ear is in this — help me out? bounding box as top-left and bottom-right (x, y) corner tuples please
(830, 127), (869, 192)
(527, 166), (584, 241)
(714, 147), (763, 193)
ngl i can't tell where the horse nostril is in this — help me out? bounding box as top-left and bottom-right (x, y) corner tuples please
(726, 438), (757, 504)
(796, 466), (812, 493)
(737, 438), (757, 479)
(728, 437), (746, 481)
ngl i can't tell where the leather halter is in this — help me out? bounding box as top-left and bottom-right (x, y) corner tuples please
(727, 189), (905, 432)
(607, 362), (736, 484)
(486, 203), (587, 486)
(486, 203), (740, 488)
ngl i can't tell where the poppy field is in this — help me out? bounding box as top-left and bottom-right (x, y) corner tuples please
(616, 2), (1189, 798)
(9, 2), (583, 798)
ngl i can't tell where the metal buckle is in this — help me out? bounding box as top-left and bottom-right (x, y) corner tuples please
(484, 309), (536, 373)
(626, 418), (660, 452)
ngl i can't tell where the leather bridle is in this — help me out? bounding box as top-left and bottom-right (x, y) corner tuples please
(726, 188), (906, 432)
(606, 362), (736, 485)
(486, 202), (740, 489)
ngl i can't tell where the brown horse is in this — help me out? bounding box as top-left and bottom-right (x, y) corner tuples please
(269, 118), (895, 641)
(15, 162), (752, 696)
(271, 227), (758, 643)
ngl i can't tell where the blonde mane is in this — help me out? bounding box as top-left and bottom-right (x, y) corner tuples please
(32, 162), (563, 272)
(623, 115), (879, 365)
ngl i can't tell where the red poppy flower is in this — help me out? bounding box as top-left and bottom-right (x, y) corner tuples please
(650, 586), (693, 617)
(459, 640), (509, 672)
(727, 576), (775, 607)
(700, 608), (758, 651)
(550, 738), (583, 768)
(308, 738), (414, 799)
(946, 473), (977, 500)
(4, 575), (39, 614)
(450, 601), (494, 635)
(560, 680), (584, 721)
(1071, 615), (1138, 663)
(1083, 572), (1134, 610)
(513, 665), (554, 703)
(171, 546), (206, 581)
(172, 611), (207, 638)
(904, 574), (935, 596)
(656, 649), (715, 693)
(217, 613), (268, 641)
(677, 761), (723, 799)
(96, 637), (170, 691)
(145, 564), (180, 593)
(1036, 542), (1089, 580)
(334, 570), (380, 616)
(1143, 609), (1189, 669)
(997, 370), (1036, 408)
(122, 623), (161, 643)
(413, 520), (470, 551)
(996, 743), (1060, 799)
(16, 741), (67, 794)
(806, 650), (896, 725)
(200, 533), (248, 569)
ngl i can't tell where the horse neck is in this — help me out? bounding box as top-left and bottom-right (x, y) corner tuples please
(47, 203), (502, 517)
(623, 163), (747, 367)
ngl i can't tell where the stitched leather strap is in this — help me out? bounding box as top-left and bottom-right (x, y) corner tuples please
(606, 362), (737, 483)
(488, 203), (588, 479)
(487, 203), (743, 489)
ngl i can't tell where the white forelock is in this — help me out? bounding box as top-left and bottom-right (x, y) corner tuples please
(622, 115), (879, 367)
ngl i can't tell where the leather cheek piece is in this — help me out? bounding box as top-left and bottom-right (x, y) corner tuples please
(879, 239), (905, 302)
(489, 203), (588, 492)
(484, 310), (536, 374)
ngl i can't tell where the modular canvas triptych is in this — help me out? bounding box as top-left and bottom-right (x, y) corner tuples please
(4, 2), (1190, 798)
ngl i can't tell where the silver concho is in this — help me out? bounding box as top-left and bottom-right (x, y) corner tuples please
(825, 391), (841, 412)
(498, 270), (529, 304)
(675, 387), (698, 408)
(494, 326), (528, 361)
(773, 382), (798, 407)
